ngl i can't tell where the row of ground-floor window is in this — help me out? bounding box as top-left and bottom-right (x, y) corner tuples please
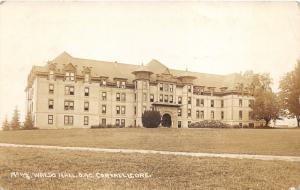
(47, 115), (254, 128)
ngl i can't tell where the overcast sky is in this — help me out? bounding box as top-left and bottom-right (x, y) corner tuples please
(0, 1), (300, 123)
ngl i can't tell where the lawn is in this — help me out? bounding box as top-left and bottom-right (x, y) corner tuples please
(0, 128), (300, 156)
(0, 147), (300, 190)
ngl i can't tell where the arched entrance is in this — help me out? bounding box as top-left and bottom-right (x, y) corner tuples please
(161, 113), (172, 128)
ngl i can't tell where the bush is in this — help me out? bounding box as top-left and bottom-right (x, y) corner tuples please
(90, 124), (124, 129)
(189, 120), (230, 128)
(127, 125), (142, 128)
(142, 110), (161, 128)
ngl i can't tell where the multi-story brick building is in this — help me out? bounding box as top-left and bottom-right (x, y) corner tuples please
(25, 52), (262, 129)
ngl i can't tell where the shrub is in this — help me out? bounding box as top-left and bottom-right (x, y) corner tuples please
(90, 124), (124, 129)
(23, 112), (35, 130)
(189, 120), (230, 128)
(142, 110), (161, 128)
(127, 125), (141, 128)
(2, 116), (10, 131)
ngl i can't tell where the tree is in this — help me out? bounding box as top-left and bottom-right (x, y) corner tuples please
(10, 106), (21, 130)
(142, 110), (161, 128)
(279, 60), (300, 127)
(247, 73), (280, 127)
(23, 112), (34, 130)
(2, 116), (10, 131)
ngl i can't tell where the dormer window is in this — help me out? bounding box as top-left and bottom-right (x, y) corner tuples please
(200, 87), (204, 95)
(100, 79), (106, 87)
(116, 81), (120, 88)
(121, 81), (126, 88)
(65, 72), (75, 81)
(49, 70), (54, 80)
(84, 73), (90, 83)
(187, 85), (192, 93)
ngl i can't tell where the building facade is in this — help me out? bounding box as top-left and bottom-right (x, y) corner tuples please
(25, 52), (262, 129)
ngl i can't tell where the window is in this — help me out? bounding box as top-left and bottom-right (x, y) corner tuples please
(178, 109), (182, 117)
(65, 86), (74, 95)
(196, 110), (200, 118)
(249, 100), (254, 107)
(64, 115), (73, 125)
(178, 96), (182, 104)
(188, 121), (191, 127)
(221, 100), (224, 108)
(84, 102), (89, 111)
(84, 74), (90, 83)
(121, 93), (126, 101)
(196, 99), (200, 106)
(48, 99), (54, 109)
(143, 93), (147, 102)
(143, 81), (148, 88)
(116, 81), (120, 88)
(200, 111), (204, 119)
(159, 94), (163, 102)
(121, 119), (125, 127)
(84, 87), (89, 96)
(134, 93), (137, 102)
(102, 92), (107, 101)
(210, 88), (214, 96)
(101, 118), (106, 125)
(200, 99), (204, 107)
(200, 88), (204, 95)
(249, 111), (253, 120)
(64, 101), (74, 110)
(134, 106), (136, 115)
(100, 79), (106, 87)
(116, 119), (120, 126)
(65, 72), (75, 81)
(102, 105), (106, 114)
(116, 106), (120, 114)
(49, 70), (54, 80)
(48, 115), (53, 124)
(150, 94), (154, 102)
(169, 95), (173, 103)
(121, 81), (126, 88)
(116, 93), (120, 101)
(164, 84), (169, 92)
(188, 109), (191, 117)
(159, 83), (163, 91)
(84, 116), (89, 125)
(211, 111), (214, 120)
(170, 84), (173, 92)
(221, 111), (224, 120)
(188, 97), (191, 104)
(239, 99), (243, 107)
(211, 100), (214, 107)
(239, 110), (243, 120)
(178, 121), (182, 128)
(49, 84), (54, 94)
(187, 85), (192, 92)
(164, 95), (168, 103)
(121, 106), (126, 114)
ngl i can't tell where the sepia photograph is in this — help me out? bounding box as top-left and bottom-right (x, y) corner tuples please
(0, 0), (300, 189)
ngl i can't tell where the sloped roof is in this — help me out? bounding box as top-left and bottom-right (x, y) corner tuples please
(36, 52), (250, 90)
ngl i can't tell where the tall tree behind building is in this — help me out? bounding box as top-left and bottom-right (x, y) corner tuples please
(279, 59), (300, 127)
(10, 106), (21, 130)
(247, 73), (280, 127)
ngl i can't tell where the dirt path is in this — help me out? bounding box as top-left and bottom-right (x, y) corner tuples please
(1, 143), (300, 162)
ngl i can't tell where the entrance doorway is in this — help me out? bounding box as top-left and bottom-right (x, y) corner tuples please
(162, 113), (172, 128)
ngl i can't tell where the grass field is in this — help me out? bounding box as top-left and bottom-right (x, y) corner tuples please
(0, 128), (300, 189)
(0, 128), (300, 156)
(1, 147), (300, 190)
